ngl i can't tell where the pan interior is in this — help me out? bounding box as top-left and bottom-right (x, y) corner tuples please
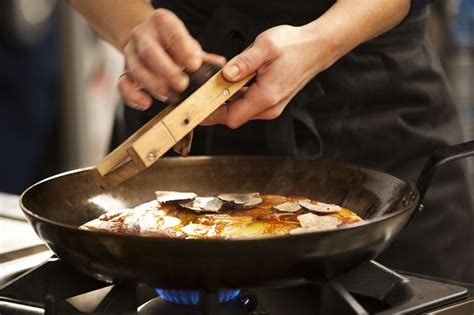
(21, 156), (417, 228)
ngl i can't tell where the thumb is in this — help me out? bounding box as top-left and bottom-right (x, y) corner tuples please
(222, 43), (268, 82)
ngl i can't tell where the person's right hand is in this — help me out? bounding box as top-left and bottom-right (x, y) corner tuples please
(117, 8), (225, 110)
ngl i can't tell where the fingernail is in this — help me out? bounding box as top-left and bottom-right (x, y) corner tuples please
(187, 54), (202, 70)
(171, 75), (189, 92)
(224, 65), (240, 80)
(126, 101), (145, 111)
(151, 92), (168, 103)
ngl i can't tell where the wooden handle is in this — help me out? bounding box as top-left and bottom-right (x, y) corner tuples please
(95, 70), (255, 189)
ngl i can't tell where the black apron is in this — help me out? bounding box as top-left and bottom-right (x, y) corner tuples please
(117, 0), (473, 283)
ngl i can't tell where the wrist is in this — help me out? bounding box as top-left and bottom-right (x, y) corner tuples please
(117, 6), (155, 52)
(297, 23), (341, 74)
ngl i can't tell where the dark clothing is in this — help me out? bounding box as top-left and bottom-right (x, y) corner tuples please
(121, 1), (473, 282)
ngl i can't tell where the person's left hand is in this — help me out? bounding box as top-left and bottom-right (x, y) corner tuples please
(201, 24), (336, 128)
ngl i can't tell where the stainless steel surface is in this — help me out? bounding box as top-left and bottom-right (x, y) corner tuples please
(424, 299), (474, 315)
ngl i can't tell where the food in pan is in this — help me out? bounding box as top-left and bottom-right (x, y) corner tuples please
(81, 191), (363, 239)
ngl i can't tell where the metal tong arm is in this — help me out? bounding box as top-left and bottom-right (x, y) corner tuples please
(94, 69), (255, 189)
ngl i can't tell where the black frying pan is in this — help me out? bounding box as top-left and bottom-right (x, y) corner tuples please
(19, 141), (474, 289)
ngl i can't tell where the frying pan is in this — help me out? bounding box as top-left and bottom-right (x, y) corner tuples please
(19, 141), (474, 289)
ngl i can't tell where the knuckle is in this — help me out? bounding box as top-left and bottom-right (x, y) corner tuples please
(127, 65), (142, 81)
(138, 44), (154, 61)
(165, 30), (186, 46)
(262, 107), (284, 120)
(256, 34), (280, 56)
(151, 8), (173, 24)
(237, 53), (256, 73)
(261, 92), (280, 106)
(130, 27), (143, 42)
(226, 119), (242, 129)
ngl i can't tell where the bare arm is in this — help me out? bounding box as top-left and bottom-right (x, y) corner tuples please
(207, 0), (411, 127)
(69, 0), (410, 122)
(69, 0), (226, 108)
(304, 0), (411, 69)
(69, 0), (154, 51)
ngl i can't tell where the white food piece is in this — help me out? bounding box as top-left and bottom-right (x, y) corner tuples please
(160, 216), (182, 229)
(133, 200), (160, 212)
(298, 199), (342, 213)
(272, 202), (302, 212)
(217, 192), (260, 204)
(138, 212), (180, 232)
(155, 191), (197, 204)
(181, 224), (211, 236)
(241, 197), (263, 208)
(297, 213), (341, 229)
(179, 197), (223, 212)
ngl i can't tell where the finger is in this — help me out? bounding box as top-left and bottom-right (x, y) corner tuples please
(200, 87), (247, 126)
(131, 36), (189, 93)
(251, 99), (290, 120)
(125, 43), (175, 98)
(222, 43), (270, 82)
(117, 74), (152, 110)
(153, 9), (203, 72)
(200, 104), (229, 126)
(202, 53), (226, 67)
(228, 86), (248, 102)
(222, 79), (283, 128)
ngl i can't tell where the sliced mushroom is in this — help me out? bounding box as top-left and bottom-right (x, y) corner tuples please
(179, 197), (223, 213)
(272, 202), (302, 212)
(155, 191), (197, 204)
(298, 199), (341, 213)
(235, 197), (263, 209)
(297, 212), (341, 229)
(217, 193), (259, 205)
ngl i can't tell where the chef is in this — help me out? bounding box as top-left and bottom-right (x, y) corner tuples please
(70, 0), (473, 283)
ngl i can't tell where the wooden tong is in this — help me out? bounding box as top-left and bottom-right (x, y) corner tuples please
(94, 63), (255, 189)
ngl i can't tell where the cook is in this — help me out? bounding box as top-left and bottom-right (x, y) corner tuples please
(70, 0), (473, 283)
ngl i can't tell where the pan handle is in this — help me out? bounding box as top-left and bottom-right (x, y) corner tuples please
(416, 140), (474, 200)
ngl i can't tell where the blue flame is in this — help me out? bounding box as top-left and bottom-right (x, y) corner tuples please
(155, 289), (241, 305)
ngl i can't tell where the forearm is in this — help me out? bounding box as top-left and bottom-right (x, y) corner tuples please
(68, 0), (154, 51)
(302, 0), (411, 70)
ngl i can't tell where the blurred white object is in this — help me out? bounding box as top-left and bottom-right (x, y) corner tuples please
(11, 0), (57, 45)
(58, 2), (124, 169)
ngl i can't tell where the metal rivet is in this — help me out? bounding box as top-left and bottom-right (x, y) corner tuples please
(147, 152), (156, 161)
(223, 88), (230, 96)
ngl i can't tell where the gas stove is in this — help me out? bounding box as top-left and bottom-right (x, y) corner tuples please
(1, 254), (473, 315)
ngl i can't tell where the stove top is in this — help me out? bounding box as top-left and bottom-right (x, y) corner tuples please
(1, 255), (473, 315)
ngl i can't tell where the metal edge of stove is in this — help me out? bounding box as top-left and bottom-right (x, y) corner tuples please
(423, 299), (474, 315)
(1, 255), (473, 315)
(0, 250), (53, 287)
(380, 275), (470, 314)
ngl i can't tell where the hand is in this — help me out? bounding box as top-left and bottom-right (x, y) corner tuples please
(202, 25), (334, 128)
(117, 8), (226, 110)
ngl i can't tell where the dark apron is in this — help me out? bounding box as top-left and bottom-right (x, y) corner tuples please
(117, 0), (473, 283)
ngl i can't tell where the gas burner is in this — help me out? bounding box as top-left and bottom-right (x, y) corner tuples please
(1, 255), (473, 315)
(138, 293), (260, 315)
(154, 288), (241, 304)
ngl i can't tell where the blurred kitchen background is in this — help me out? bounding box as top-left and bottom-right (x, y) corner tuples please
(0, 0), (473, 196)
